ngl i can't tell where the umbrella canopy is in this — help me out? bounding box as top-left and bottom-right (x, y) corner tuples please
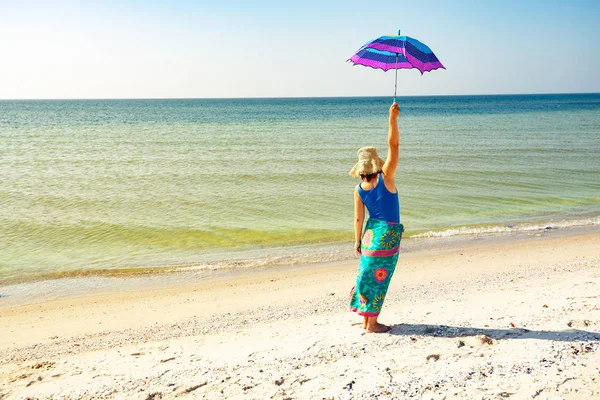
(348, 30), (444, 102)
(348, 31), (445, 74)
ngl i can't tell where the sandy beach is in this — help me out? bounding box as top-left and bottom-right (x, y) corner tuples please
(1, 230), (599, 399)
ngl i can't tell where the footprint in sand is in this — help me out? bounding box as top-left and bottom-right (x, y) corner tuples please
(26, 376), (43, 387)
(567, 320), (594, 328)
(462, 335), (494, 348)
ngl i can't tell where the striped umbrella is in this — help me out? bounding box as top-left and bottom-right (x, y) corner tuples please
(348, 30), (445, 102)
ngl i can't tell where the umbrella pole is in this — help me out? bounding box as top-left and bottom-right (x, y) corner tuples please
(393, 53), (398, 103)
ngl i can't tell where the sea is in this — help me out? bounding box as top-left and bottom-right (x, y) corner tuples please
(1, 94), (599, 292)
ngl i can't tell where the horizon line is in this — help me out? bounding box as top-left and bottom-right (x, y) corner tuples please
(1, 91), (599, 101)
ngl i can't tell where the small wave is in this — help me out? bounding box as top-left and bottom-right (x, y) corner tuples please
(413, 215), (600, 238)
(3, 215), (599, 285)
(170, 245), (354, 273)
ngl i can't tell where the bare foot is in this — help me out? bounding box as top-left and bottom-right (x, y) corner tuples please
(366, 323), (391, 333)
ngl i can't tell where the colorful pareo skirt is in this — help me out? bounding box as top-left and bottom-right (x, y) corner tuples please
(350, 218), (404, 317)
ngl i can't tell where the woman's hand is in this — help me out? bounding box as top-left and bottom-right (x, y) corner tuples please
(354, 241), (362, 256)
(389, 102), (400, 120)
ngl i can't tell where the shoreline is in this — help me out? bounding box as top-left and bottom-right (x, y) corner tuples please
(2, 211), (598, 287)
(1, 230), (599, 398)
(1, 223), (599, 309)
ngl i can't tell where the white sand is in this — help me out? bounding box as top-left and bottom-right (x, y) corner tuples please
(1, 232), (599, 399)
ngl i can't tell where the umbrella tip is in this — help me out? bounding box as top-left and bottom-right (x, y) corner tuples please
(397, 29), (401, 36)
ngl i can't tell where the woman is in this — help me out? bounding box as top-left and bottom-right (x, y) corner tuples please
(349, 102), (403, 333)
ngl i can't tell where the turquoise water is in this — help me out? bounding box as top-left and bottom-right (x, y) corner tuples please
(1, 94), (599, 283)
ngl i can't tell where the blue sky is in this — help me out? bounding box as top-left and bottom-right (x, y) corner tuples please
(1, 0), (599, 98)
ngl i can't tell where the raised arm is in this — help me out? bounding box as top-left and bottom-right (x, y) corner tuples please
(382, 102), (400, 178)
(353, 187), (365, 256)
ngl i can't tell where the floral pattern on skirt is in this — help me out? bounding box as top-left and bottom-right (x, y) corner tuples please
(350, 218), (403, 317)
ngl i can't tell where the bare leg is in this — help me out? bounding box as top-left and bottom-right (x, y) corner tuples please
(363, 316), (368, 330)
(366, 316), (391, 333)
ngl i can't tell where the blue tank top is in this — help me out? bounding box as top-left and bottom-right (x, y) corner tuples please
(357, 173), (400, 223)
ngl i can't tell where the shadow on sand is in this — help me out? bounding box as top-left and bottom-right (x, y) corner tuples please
(389, 323), (600, 343)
